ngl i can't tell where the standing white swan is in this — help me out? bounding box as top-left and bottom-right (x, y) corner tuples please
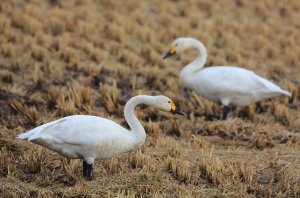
(16, 95), (184, 178)
(163, 37), (291, 120)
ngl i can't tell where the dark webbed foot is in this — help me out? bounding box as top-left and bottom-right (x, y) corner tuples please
(222, 106), (230, 120)
(83, 161), (93, 178)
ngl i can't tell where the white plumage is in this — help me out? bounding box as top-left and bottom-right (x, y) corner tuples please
(163, 37), (291, 119)
(17, 95), (184, 178)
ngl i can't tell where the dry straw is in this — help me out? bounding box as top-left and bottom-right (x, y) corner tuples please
(1, 0), (300, 197)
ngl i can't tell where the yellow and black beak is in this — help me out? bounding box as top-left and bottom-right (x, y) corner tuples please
(163, 46), (176, 59)
(170, 102), (184, 115)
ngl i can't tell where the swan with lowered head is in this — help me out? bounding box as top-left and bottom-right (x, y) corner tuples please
(16, 95), (184, 178)
(163, 37), (291, 120)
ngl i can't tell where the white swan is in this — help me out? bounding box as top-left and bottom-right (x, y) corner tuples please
(16, 95), (184, 178)
(163, 37), (291, 120)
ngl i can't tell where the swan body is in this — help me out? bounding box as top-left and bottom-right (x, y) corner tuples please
(17, 95), (184, 177)
(163, 37), (291, 119)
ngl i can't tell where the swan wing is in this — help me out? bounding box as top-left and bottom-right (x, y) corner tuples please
(17, 115), (128, 145)
(247, 71), (291, 96)
(193, 66), (289, 94)
(190, 66), (290, 105)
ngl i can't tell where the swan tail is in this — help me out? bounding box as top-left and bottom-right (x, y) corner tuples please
(280, 89), (292, 97)
(251, 72), (292, 97)
(17, 122), (51, 141)
(16, 129), (37, 141)
(16, 118), (67, 141)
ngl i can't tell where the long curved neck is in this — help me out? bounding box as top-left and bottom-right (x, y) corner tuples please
(180, 38), (207, 88)
(124, 95), (154, 149)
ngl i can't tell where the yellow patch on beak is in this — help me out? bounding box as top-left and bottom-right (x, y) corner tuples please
(170, 102), (176, 111)
(170, 46), (176, 54)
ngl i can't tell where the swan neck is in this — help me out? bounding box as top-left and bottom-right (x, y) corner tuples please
(180, 39), (207, 87)
(189, 38), (207, 69)
(124, 96), (151, 146)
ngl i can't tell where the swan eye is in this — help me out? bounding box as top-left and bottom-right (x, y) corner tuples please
(168, 101), (170, 103)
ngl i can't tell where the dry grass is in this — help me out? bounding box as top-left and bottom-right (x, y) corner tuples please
(1, 0), (300, 197)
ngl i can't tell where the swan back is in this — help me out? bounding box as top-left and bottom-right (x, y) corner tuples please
(196, 66), (291, 105)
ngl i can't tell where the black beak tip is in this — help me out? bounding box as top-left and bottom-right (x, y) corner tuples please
(173, 107), (184, 116)
(163, 51), (174, 59)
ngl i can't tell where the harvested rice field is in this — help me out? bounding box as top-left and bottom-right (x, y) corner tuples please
(1, 0), (300, 197)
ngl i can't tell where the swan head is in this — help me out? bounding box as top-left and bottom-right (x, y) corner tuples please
(154, 96), (184, 115)
(163, 37), (191, 59)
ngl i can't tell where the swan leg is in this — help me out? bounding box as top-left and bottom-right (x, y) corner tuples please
(222, 106), (230, 120)
(83, 160), (93, 178)
(86, 163), (93, 178)
(83, 157), (94, 178)
(83, 160), (88, 178)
